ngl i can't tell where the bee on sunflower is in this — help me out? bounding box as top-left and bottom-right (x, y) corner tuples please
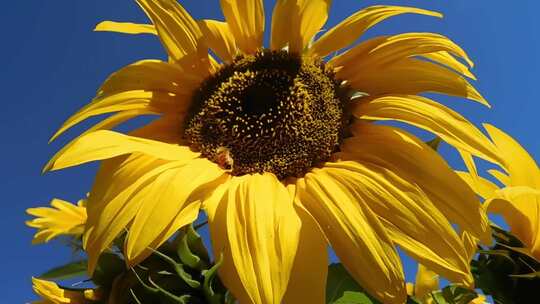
(44, 1), (503, 303)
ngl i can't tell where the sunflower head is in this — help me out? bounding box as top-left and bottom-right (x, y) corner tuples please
(185, 49), (350, 178)
(44, 1), (505, 304)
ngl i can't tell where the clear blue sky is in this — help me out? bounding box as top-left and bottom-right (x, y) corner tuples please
(2, 1), (538, 302)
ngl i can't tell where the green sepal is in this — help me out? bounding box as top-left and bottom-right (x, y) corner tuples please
(150, 248), (200, 289)
(92, 252), (126, 287)
(39, 259), (87, 280)
(202, 254), (229, 304)
(131, 268), (192, 304)
(176, 226), (207, 270)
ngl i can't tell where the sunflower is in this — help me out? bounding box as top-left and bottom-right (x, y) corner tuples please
(26, 198), (87, 244)
(31, 277), (101, 304)
(458, 124), (540, 261)
(45, 1), (502, 303)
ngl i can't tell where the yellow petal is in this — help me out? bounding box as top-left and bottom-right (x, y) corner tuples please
(384, 222), (472, 288)
(422, 51), (476, 80)
(488, 169), (511, 187)
(84, 155), (190, 273)
(198, 19), (238, 62)
(414, 264), (439, 300)
(135, 0), (209, 75)
(332, 32), (473, 70)
(297, 170), (406, 304)
(322, 161), (472, 286)
(484, 124), (540, 188)
(461, 231), (479, 262)
(282, 198), (328, 304)
(125, 159), (223, 265)
(94, 21), (157, 35)
(487, 187), (540, 258)
(227, 174), (301, 304)
(32, 277), (93, 303)
(45, 130), (199, 172)
(309, 5), (441, 57)
(129, 114), (185, 144)
(206, 174), (301, 304)
(49, 59), (197, 142)
(49, 91), (181, 143)
(204, 177), (253, 303)
(456, 171), (498, 200)
(26, 199), (87, 244)
(341, 123), (491, 244)
(220, 0), (265, 54)
(354, 95), (500, 163)
(455, 149), (498, 199)
(96, 59), (200, 97)
(340, 58), (488, 106)
(271, 0), (331, 53)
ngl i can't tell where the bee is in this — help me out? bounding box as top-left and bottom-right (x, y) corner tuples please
(215, 147), (234, 171)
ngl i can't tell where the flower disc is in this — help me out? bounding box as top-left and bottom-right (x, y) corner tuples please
(185, 50), (349, 178)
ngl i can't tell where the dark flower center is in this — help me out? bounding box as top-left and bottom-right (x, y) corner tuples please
(185, 50), (349, 179)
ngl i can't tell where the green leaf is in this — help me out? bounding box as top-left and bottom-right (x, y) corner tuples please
(326, 263), (381, 304)
(39, 260), (87, 280)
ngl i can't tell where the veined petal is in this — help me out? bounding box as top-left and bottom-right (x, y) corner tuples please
(50, 90), (179, 142)
(271, 0), (331, 53)
(220, 0), (265, 54)
(353, 95), (501, 164)
(422, 51), (476, 80)
(384, 221), (473, 289)
(341, 58), (488, 106)
(227, 174), (301, 304)
(340, 123), (491, 244)
(198, 19), (238, 62)
(484, 124), (540, 188)
(44, 130), (199, 172)
(129, 114), (185, 144)
(135, 0), (209, 75)
(332, 32), (473, 70)
(309, 5), (441, 57)
(96, 59), (200, 97)
(297, 170), (406, 304)
(204, 177), (253, 303)
(283, 192), (328, 304)
(206, 174), (301, 304)
(84, 154), (190, 273)
(322, 161), (472, 285)
(462, 231), (479, 262)
(125, 159), (224, 265)
(49, 59), (198, 142)
(94, 21), (157, 35)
